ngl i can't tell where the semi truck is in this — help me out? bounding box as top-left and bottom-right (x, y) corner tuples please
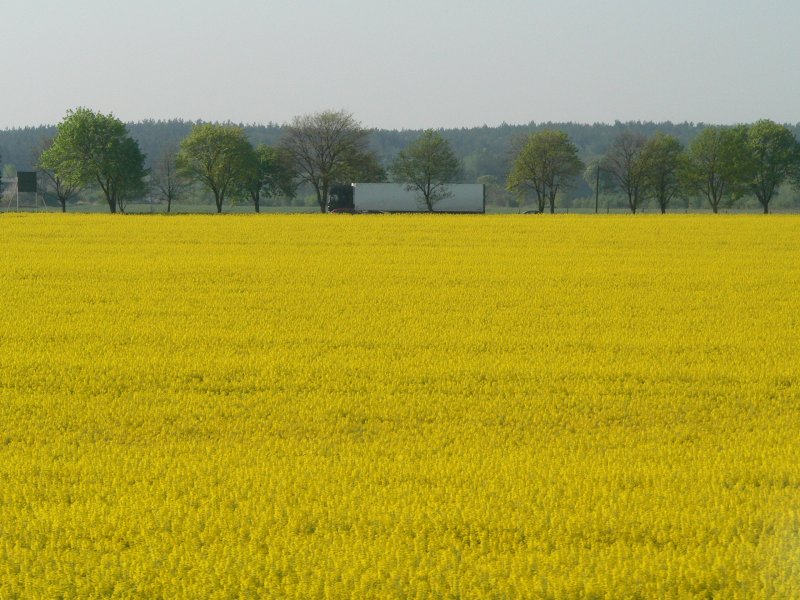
(329, 183), (485, 213)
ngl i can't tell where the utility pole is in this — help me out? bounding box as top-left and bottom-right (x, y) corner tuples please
(595, 164), (600, 214)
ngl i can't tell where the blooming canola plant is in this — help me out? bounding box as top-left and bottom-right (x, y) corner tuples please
(0, 214), (798, 597)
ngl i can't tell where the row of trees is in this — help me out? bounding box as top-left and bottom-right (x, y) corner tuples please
(38, 108), (296, 214)
(36, 108), (464, 214)
(32, 108), (800, 214)
(507, 121), (800, 214)
(7, 119), (800, 191)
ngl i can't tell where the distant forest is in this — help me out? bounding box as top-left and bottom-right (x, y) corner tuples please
(2, 119), (799, 210)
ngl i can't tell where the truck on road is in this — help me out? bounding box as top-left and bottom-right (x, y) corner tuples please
(329, 183), (485, 213)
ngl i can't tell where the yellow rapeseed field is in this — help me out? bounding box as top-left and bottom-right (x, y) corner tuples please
(0, 213), (798, 598)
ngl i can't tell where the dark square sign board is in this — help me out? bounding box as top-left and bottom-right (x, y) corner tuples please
(17, 172), (37, 193)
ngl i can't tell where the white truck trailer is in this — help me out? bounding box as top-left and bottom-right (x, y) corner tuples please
(349, 183), (485, 213)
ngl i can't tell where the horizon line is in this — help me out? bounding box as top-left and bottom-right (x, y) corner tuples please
(3, 117), (800, 134)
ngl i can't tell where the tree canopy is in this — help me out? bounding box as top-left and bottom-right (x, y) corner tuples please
(176, 124), (253, 213)
(745, 119), (800, 214)
(681, 126), (751, 214)
(507, 130), (584, 213)
(639, 133), (684, 214)
(150, 145), (187, 213)
(38, 108), (147, 213)
(280, 110), (377, 213)
(5, 115), (800, 212)
(390, 129), (461, 212)
(601, 131), (648, 214)
(35, 136), (81, 212)
(239, 144), (297, 213)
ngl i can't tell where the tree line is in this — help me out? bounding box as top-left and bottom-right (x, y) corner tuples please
(34, 107), (464, 213)
(6, 108), (800, 213)
(507, 121), (800, 214)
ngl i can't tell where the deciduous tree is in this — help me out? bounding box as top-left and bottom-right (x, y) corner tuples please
(390, 129), (460, 211)
(150, 145), (187, 213)
(176, 124), (253, 213)
(682, 126), (750, 213)
(240, 145), (297, 213)
(39, 108), (147, 213)
(280, 110), (376, 212)
(639, 133), (684, 214)
(35, 137), (82, 212)
(507, 130), (584, 214)
(601, 131), (647, 214)
(745, 119), (800, 214)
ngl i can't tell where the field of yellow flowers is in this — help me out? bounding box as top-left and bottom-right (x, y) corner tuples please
(0, 213), (798, 597)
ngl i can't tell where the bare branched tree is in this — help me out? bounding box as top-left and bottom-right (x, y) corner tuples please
(151, 145), (187, 213)
(280, 110), (375, 212)
(602, 132), (648, 214)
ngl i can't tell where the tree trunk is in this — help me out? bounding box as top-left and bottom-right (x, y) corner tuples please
(108, 190), (116, 213)
(167, 197), (172, 213)
(254, 195), (261, 213)
(313, 185), (324, 212)
(537, 194), (546, 213)
(548, 185), (559, 214)
(99, 179), (116, 213)
(763, 203), (769, 214)
(321, 182), (331, 213)
(316, 184), (328, 213)
(105, 187), (117, 213)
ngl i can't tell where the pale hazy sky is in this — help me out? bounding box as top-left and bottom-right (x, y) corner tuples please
(2, 0), (798, 130)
